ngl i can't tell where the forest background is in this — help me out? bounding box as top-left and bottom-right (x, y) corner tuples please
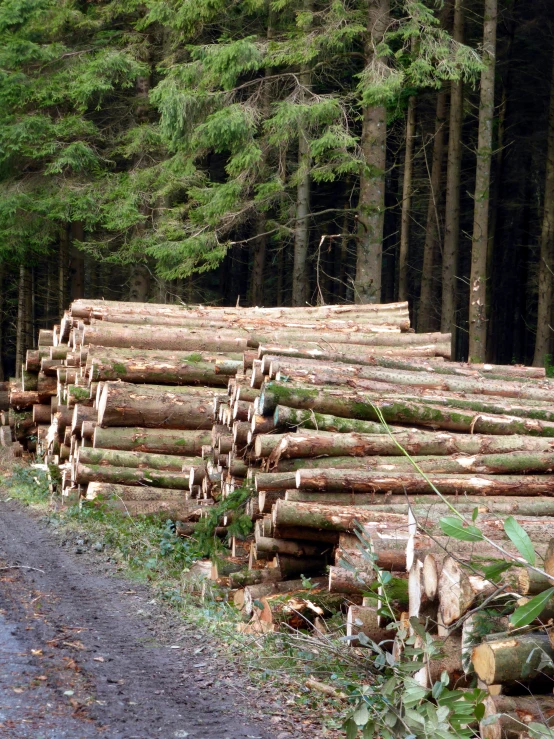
(1, 0), (553, 377)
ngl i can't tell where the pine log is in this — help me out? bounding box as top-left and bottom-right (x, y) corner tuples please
(229, 568), (284, 589)
(10, 391), (41, 409)
(274, 554), (326, 578)
(33, 404), (52, 424)
(273, 405), (395, 434)
(328, 566), (375, 594)
(261, 382), (554, 436)
(71, 405), (97, 436)
(97, 383), (215, 428)
(480, 694), (554, 739)
(85, 482), (185, 502)
(21, 370), (38, 391)
(67, 385), (94, 408)
(258, 489), (287, 514)
(265, 430), (554, 460)
(294, 469), (554, 495)
(38, 329), (54, 347)
(272, 526), (339, 545)
(83, 323), (249, 352)
(254, 536), (329, 558)
(472, 633), (554, 684)
(77, 447), (201, 471)
(255, 472), (299, 491)
(438, 557), (498, 626)
(258, 345), (543, 379)
(346, 605), (391, 645)
(285, 491), (554, 516)
(272, 451), (554, 475)
(337, 531), (412, 571)
(93, 427), (212, 455)
(272, 499), (407, 534)
(74, 463), (190, 489)
(89, 355), (238, 385)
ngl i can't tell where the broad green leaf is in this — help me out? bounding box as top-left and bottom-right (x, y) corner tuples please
(474, 702), (486, 721)
(472, 507), (479, 522)
(344, 718), (358, 739)
(439, 516), (483, 542)
(481, 560), (514, 582)
(504, 516), (535, 565)
(353, 703), (369, 726)
(362, 721), (375, 739)
(510, 587), (554, 627)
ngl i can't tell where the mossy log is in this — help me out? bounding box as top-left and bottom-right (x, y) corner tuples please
(71, 405), (97, 436)
(97, 382), (215, 429)
(472, 633), (554, 684)
(66, 385), (94, 408)
(10, 390), (41, 409)
(294, 468), (554, 495)
(285, 491), (554, 516)
(74, 463), (191, 489)
(229, 568), (284, 589)
(85, 482), (185, 502)
(93, 427), (212, 455)
(273, 405), (395, 434)
(273, 451), (554, 475)
(77, 447), (201, 471)
(272, 499), (406, 533)
(265, 430), (554, 460)
(261, 382), (554, 436)
(89, 355), (239, 386)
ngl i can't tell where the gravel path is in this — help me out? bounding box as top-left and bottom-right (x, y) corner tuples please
(0, 499), (279, 739)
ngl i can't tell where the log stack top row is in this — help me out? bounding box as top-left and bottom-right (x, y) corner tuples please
(8, 297), (554, 738)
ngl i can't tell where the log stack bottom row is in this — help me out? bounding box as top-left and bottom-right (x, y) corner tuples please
(8, 297), (554, 737)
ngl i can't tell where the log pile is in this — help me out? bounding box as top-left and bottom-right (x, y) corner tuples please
(12, 297), (554, 736)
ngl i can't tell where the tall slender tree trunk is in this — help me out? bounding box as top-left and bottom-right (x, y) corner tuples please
(28, 267), (34, 349)
(441, 0), (464, 344)
(59, 225), (69, 315)
(70, 222), (85, 301)
(291, 0), (312, 306)
(398, 95), (416, 301)
(533, 47), (554, 367)
(354, 0), (390, 304)
(468, 0), (497, 362)
(15, 264), (27, 378)
(418, 90), (447, 331)
(251, 6), (275, 307)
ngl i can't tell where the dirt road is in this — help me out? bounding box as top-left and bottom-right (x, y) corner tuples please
(0, 500), (282, 739)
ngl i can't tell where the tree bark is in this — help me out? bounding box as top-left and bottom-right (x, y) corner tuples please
(82, 323), (248, 352)
(89, 354), (239, 385)
(294, 469), (554, 495)
(264, 430), (554, 460)
(468, 0), (497, 362)
(328, 566), (375, 594)
(273, 405), (393, 435)
(77, 447), (201, 471)
(419, 90), (447, 332)
(97, 383), (215, 429)
(75, 464), (191, 489)
(472, 633), (554, 684)
(354, 0), (390, 303)
(441, 0), (464, 345)
(533, 47), (554, 367)
(272, 498), (406, 533)
(292, 2), (312, 307)
(398, 95), (416, 301)
(480, 693), (554, 739)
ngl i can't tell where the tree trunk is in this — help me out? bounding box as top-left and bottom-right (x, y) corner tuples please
(328, 566), (375, 594)
(97, 383), (215, 429)
(472, 633), (554, 684)
(59, 226), (69, 316)
(468, 0), (497, 362)
(273, 405), (393, 435)
(82, 323), (248, 352)
(441, 0), (464, 345)
(127, 264), (151, 302)
(15, 265), (27, 378)
(291, 0), (313, 307)
(254, 536), (328, 558)
(533, 47), (554, 367)
(272, 499), (406, 533)
(480, 694), (554, 739)
(263, 430), (554, 460)
(354, 0), (390, 303)
(419, 90), (447, 332)
(77, 447), (201, 471)
(294, 469), (554, 496)
(74, 463), (190, 489)
(89, 354), (239, 385)
(398, 95), (416, 301)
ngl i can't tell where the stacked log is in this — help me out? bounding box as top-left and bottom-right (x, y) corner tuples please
(13, 297), (554, 736)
